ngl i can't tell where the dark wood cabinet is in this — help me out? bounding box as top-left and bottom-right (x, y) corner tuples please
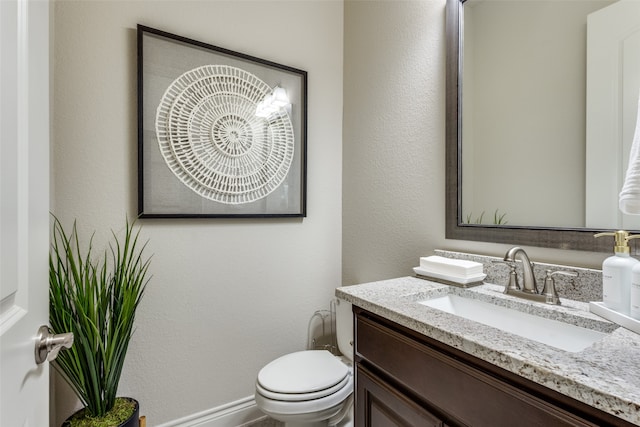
(357, 363), (445, 427)
(354, 307), (634, 427)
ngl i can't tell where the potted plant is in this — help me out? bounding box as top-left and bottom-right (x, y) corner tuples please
(49, 216), (151, 427)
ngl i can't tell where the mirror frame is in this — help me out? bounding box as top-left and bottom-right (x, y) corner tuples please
(444, 0), (612, 252)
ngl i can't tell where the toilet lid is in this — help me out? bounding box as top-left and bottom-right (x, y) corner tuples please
(257, 350), (349, 394)
(256, 372), (351, 402)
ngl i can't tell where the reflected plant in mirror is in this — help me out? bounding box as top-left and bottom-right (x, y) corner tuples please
(445, 0), (640, 251)
(463, 209), (508, 225)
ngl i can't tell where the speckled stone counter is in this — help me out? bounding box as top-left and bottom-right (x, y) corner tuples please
(336, 276), (640, 425)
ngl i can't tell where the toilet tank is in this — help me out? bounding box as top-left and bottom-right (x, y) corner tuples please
(335, 299), (353, 361)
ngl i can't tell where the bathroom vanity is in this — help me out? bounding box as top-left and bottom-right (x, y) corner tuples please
(336, 277), (640, 427)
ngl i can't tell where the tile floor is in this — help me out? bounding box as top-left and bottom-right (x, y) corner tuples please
(238, 416), (283, 427)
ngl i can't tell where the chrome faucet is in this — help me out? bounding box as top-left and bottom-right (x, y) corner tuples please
(504, 246), (537, 294)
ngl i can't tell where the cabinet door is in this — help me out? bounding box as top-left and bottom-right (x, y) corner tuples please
(356, 311), (604, 427)
(356, 363), (444, 427)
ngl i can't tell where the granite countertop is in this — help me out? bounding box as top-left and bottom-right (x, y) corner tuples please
(336, 276), (640, 425)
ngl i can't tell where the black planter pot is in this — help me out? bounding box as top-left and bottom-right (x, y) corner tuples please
(62, 398), (139, 427)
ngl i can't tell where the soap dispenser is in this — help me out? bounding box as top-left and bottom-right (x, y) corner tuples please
(594, 230), (639, 315)
(632, 263), (640, 320)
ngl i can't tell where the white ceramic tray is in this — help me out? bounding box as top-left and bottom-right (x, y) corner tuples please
(589, 301), (640, 335)
(413, 267), (486, 287)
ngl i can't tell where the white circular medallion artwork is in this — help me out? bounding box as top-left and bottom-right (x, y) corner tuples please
(155, 65), (295, 205)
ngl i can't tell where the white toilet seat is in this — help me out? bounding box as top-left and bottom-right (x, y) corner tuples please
(257, 350), (349, 394)
(255, 374), (353, 416)
(255, 350), (354, 417)
(256, 373), (351, 401)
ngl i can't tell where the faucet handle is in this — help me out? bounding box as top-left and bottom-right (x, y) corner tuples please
(541, 270), (560, 305)
(492, 260), (520, 293)
(541, 269), (578, 305)
(549, 269), (578, 279)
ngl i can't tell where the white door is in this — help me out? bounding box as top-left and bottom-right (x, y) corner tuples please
(1, 0), (51, 426)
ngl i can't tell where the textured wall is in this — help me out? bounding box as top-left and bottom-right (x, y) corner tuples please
(51, 1), (343, 425)
(343, 0), (448, 285)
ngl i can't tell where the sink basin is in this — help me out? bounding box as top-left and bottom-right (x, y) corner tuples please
(419, 294), (609, 352)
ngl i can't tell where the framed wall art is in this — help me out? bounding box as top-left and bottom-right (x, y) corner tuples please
(137, 25), (307, 218)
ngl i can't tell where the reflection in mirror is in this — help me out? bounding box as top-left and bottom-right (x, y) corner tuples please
(445, 0), (640, 251)
(462, 0), (611, 228)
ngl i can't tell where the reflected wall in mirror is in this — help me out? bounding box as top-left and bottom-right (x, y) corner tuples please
(445, 0), (640, 252)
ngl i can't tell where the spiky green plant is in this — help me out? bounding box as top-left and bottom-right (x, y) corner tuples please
(464, 211), (485, 224)
(49, 216), (151, 420)
(463, 210), (508, 225)
(493, 209), (508, 225)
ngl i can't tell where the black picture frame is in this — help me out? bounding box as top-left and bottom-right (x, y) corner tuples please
(137, 25), (307, 218)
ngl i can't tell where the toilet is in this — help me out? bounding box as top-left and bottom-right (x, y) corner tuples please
(254, 299), (354, 427)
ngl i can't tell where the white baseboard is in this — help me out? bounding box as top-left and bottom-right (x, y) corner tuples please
(155, 396), (265, 427)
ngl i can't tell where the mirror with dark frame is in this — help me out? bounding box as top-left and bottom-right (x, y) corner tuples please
(445, 0), (640, 252)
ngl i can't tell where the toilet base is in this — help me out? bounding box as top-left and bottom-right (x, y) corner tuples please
(278, 402), (353, 427)
(281, 413), (353, 427)
(282, 422), (326, 427)
(331, 404), (354, 427)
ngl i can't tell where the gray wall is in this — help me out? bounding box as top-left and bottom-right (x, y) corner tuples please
(343, 0), (447, 285)
(51, 1), (343, 425)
